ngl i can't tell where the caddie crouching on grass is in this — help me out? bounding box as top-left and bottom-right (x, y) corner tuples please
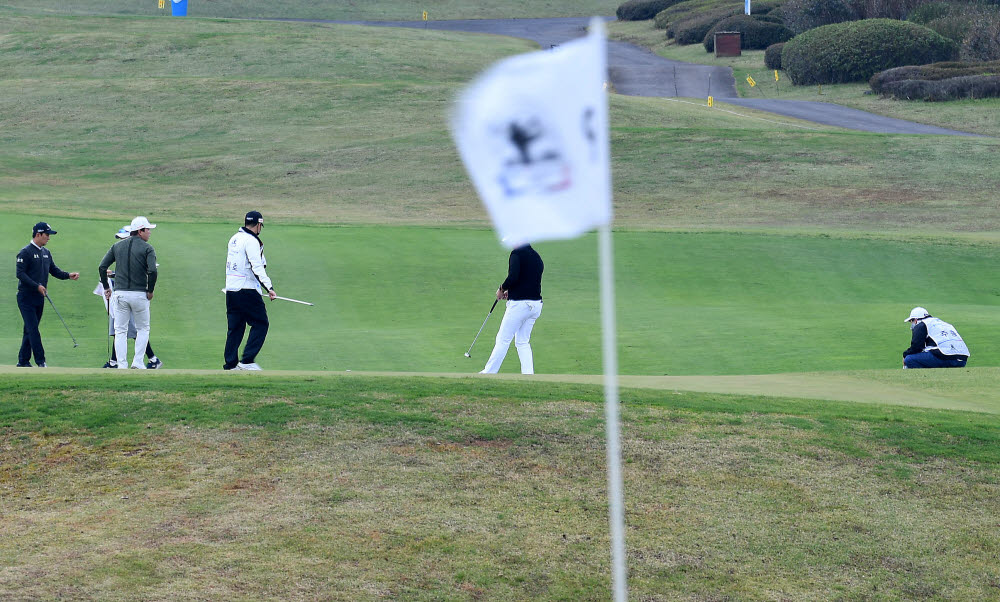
(902, 307), (970, 369)
(223, 211), (276, 371)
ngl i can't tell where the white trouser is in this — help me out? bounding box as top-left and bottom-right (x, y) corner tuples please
(113, 291), (151, 369)
(482, 300), (542, 374)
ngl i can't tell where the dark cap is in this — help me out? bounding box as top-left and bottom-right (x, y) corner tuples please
(245, 211), (264, 226)
(33, 222), (57, 236)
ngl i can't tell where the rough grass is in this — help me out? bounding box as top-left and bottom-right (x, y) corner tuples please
(3, 16), (999, 233)
(0, 0), (621, 20)
(2, 375), (999, 600)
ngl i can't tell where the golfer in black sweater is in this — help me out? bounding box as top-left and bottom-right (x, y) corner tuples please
(480, 244), (544, 374)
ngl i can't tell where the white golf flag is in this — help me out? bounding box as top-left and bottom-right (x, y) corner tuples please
(451, 18), (611, 249)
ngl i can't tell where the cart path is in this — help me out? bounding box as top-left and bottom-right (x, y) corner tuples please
(312, 16), (981, 136)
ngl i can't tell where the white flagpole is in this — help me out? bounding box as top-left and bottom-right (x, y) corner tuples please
(599, 223), (627, 601)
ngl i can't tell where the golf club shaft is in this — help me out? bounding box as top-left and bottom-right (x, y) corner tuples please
(269, 294), (313, 306)
(466, 298), (499, 356)
(221, 289), (313, 306)
(45, 293), (78, 346)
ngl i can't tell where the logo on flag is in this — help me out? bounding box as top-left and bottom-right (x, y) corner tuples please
(451, 18), (611, 249)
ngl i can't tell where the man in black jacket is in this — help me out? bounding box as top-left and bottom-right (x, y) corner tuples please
(15, 222), (80, 367)
(480, 244), (544, 374)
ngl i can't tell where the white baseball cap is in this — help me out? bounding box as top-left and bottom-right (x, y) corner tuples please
(114, 227), (130, 239)
(905, 307), (930, 322)
(127, 216), (156, 231)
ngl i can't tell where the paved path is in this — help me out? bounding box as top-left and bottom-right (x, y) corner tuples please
(320, 17), (979, 136)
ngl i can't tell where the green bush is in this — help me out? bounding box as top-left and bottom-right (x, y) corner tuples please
(869, 60), (1000, 94)
(765, 42), (786, 69)
(672, 10), (734, 43)
(781, 19), (958, 85)
(654, 9), (673, 29)
(779, 0), (857, 34)
(926, 15), (974, 44)
(702, 14), (795, 52)
(659, 0), (785, 37)
(880, 75), (1000, 101)
(907, 2), (952, 25)
(616, 0), (685, 21)
(961, 11), (1000, 61)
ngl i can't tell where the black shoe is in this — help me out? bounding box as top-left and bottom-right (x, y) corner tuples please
(146, 358), (163, 369)
(16, 362), (32, 368)
(102, 361), (117, 369)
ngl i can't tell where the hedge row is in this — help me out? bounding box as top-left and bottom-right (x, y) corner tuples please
(703, 14), (794, 52)
(672, 9), (737, 43)
(879, 75), (1000, 101)
(781, 19), (958, 85)
(659, 0), (784, 37)
(869, 60), (1000, 93)
(616, 0), (685, 21)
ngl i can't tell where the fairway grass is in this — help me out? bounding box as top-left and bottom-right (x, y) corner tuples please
(2, 374), (998, 600)
(3, 216), (1000, 375)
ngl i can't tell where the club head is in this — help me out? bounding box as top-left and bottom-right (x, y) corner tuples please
(464, 352), (471, 358)
(73, 344), (79, 348)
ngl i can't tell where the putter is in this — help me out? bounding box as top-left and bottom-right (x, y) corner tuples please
(465, 298), (499, 358)
(45, 293), (79, 348)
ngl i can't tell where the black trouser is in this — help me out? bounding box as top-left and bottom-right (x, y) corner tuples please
(224, 289), (269, 369)
(17, 295), (45, 366)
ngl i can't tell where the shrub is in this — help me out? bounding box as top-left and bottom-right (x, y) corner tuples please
(851, 0), (928, 20)
(765, 42), (786, 69)
(781, 19), (958, 85)
(660, 0), (786, 37)
(907, 2), (951, 25)
(702, 14), (795, 52)
(672, 10), (735, 43)
(880, 75), (1000, 101)
(927, 15), (974, 44)
(751, 0), (787, 15)
(654, 9), (672, 29)
(869, 60), (1000, 94)
(961, 10), (1000, 61)
(755, 13), (787, 25)
(779, 0), (858, 34)
(617, 0), (685, 21)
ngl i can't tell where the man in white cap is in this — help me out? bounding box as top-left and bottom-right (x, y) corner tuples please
(223, 210), (276, 371)
(94, 227), (162, 369)
(98, 216), (158, 369)
(902, 307), (969, 369)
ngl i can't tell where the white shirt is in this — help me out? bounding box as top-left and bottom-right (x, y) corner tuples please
(225, 228), (273, 292)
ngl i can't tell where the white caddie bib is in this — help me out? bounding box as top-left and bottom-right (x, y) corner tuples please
(922, 317), (970, 357)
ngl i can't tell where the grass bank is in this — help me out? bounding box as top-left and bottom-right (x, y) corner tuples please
(2, 374), (998, 600)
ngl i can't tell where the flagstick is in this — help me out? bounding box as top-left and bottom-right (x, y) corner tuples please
(599, 224), (628, 601)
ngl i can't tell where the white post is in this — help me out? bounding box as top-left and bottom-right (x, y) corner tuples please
(745, 0), (751, 15)
(599, 224), (628, 601)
